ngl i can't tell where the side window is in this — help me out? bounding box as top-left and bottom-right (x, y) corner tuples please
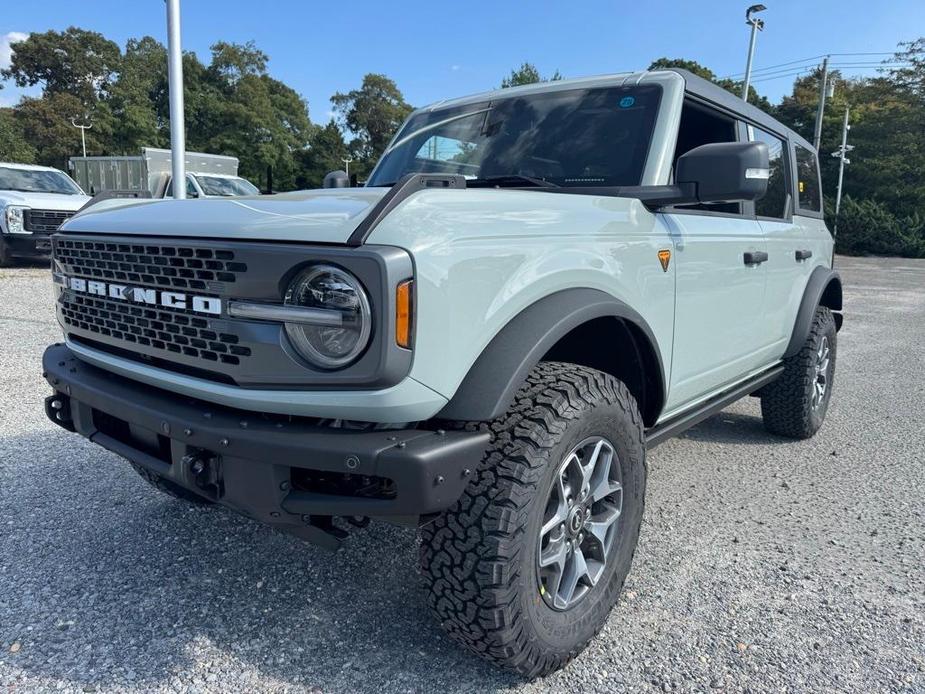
(794, 143), (822, 212)
(672, 99), (741, 215)
(186, 176), (198, 197)
(748, 125), (789, 219)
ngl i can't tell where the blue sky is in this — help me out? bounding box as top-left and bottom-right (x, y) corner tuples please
(2, 0), (923, 121)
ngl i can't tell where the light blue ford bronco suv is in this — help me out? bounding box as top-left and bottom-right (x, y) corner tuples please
(43, 69), (842, 677)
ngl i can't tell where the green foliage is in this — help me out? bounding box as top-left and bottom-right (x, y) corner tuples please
(294, 120), (349, 189)
(1, 27), (121, 106)
(331, 74), (413, 176)
(501, 62), (562, 88)
(16, 93), (113, 168)
(833, 196), (925, 257)
(0, 108), (36, 163)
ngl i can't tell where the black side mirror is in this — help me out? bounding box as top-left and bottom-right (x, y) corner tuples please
(676, 141), (769, 204)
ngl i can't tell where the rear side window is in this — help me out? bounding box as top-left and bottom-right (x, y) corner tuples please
(748, 125), (789, 219)
(794, 144), (821, 212)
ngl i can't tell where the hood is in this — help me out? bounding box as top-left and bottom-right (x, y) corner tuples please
(62, 188), (391, 244)
(1, 190), (91, 211)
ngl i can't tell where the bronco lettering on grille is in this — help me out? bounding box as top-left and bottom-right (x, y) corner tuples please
(54, 274), (221, 316)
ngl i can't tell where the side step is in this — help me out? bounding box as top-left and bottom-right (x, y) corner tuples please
(645, 365), (784, 449)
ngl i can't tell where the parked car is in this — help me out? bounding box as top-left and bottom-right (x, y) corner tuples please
(69, 148), (259, 199)
(42, 69), (842, 677)
(0, 162), (91, 266)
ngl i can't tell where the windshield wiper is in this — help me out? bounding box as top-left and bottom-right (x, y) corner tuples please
(466, 175), (559, 189)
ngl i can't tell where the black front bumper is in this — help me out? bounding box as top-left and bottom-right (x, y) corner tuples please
(43, 344), (488, 547)
(3, 234), (52, 258)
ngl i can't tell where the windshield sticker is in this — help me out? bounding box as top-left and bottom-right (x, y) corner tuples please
(619, 96), (636, 108)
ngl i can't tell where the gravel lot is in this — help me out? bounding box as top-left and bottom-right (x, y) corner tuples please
(1, 256), (923, 693)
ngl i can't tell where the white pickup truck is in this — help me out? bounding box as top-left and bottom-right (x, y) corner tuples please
(0, 162), (90, 266)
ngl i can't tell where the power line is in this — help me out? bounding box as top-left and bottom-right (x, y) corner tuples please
(723, 51), (896, 79)
(749, 63), (912, 84)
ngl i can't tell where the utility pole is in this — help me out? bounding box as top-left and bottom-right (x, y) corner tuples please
(812, 56), (830, 152)
(71, 119), (92, 158)
(831, 107), (853, 238)
(341, 156), (353, 178)
(165, 0), (186, 199)
(741, 4), (767, 101)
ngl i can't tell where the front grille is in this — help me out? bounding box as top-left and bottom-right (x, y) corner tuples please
(60, 294), (251, 365)
(54, 238), (247, 292)
(25, 209), (75, 233)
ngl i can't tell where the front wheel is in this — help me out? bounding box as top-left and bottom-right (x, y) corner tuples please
(420, 362), (646, 678)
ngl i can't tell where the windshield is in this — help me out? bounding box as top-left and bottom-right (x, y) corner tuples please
(195, 175), (260, 197)
(0, 166), (84, 195)
(367, 85), (661, 188)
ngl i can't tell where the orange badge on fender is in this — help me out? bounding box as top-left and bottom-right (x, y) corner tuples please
(658, 249), (671, 272)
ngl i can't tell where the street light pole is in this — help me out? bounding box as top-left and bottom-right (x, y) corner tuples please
(831, 107), (852, 238)
(165, 0), (187, 199)
(812, 56), (830, 152)
(741, 4), (767, 101)
(71, 119), (92, 158)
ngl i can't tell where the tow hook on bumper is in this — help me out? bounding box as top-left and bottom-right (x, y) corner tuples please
(41, 344), (489, 549)
(183, 450), (223, 500)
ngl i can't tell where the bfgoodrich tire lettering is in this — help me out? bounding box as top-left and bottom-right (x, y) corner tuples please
(420, 362), (646, 678)
(760, 306), (837, 439)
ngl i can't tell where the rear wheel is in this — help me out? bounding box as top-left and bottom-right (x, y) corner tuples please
(760, 306), (837, 439)
(420, 362), (646, 678)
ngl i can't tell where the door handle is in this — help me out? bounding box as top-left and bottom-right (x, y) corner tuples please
(743, 251), (769, 266)
(795, 249), (813, 261)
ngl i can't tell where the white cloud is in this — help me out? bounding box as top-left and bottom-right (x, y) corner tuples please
(0, 31), (29, 72)
(451, 65), (461, 72)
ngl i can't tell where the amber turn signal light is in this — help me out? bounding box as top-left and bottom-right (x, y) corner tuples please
(396, 279), (413, 349)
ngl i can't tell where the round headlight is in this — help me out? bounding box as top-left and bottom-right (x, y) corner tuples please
(283, 265), (372, 369)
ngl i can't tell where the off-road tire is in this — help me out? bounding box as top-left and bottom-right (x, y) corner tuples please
(420, 362), (646, 678)
(760, 306), (837, 439)
(130, 463), (214, 505)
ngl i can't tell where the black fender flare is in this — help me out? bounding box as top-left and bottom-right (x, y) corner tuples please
(784, 266), (843, 358)
(437, 288), (666, 422)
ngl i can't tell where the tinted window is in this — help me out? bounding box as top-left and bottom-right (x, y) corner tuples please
(794, 144), (821, 212)
(748, 125), (788, 219)
(367, 85), (662, 188)
(672, 99), (740, 215)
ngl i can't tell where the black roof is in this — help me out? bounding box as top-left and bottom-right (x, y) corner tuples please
(665, 68), (815, 152)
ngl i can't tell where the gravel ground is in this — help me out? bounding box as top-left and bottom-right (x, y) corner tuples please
(1, 256), (923, 693)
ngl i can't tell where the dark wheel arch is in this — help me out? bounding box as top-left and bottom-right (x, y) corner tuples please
(785, 266), (843, 359)
(437, 288), (666, 425)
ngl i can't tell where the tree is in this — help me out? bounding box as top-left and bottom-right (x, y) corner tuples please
(0, 108), (36, 163)
(294, 120), (349, 189)
(189, 42), (312, 191)
(501, 62), (562, 88)
(107, 36), (169, 154)
(1, 27), (121, 106)
(331, 73), (413, 172)
(14, 93), (112, 168)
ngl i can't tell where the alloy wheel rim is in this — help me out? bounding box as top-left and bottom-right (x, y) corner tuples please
(812, 336), (831, 411)
(536, 436), (623, 611)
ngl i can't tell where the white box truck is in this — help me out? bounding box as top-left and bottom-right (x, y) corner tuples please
(69, 148), (260, 198)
